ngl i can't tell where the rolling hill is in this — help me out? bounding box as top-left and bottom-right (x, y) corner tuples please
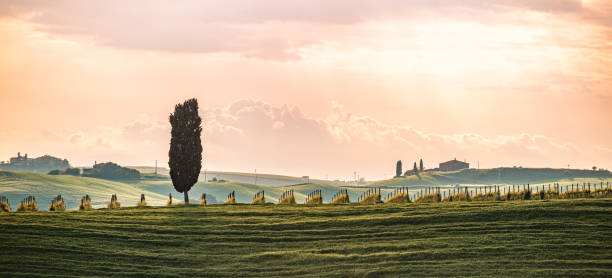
(0, 171), (375, 210)
(2, 167), (611, 211)
(128, 166), (353, 187)
(368, 167), (612, 187)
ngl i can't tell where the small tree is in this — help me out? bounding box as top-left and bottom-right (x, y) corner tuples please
(413, 162), (418, 173)
(396, 160), (402, 177)
(169, 98), (203, 204)
(419, 159), (424, 172)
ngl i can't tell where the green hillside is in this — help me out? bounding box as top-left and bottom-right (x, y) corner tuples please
(3, 168), (611, 211)
(130, 166), (351, 187)
(368, 167), (612, 187)
(0, 171), (375, 210)
(0, 200), (610, 277)
(0, 171), (168, 210)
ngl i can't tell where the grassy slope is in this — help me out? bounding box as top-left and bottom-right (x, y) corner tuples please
(129, 166), (349, 187)
(3, 170), (611, 211)
(0, 199), (610, 277)
(0, 171), (378, 209)
(0, 171), (168, 210)
(368, 168), (612, 187)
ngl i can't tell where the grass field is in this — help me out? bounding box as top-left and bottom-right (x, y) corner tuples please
(368, 168), (612, 187)
(1, 199), (611, 277)
(2, 170), (612, 211)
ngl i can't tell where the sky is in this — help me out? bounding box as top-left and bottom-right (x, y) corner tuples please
(0, 0), (611, 180)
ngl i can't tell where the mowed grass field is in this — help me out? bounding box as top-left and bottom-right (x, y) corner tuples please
(1, 199), (611, 277)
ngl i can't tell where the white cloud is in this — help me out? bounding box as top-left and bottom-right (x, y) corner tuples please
(200, 99), (595, 178)
(1, 0), (609, 60)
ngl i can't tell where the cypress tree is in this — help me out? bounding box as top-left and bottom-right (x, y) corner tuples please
(169, 98), (203, 204)
(419, 159), (424, 172)
(413, 162), (418, 172)
(396, 160), (402, 177)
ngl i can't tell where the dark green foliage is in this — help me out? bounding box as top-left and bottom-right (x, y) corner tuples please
(47, 169), (62, 175)
(82, 162), (140, 180)
(523, 189), (531, 200)
(395, 160), (402, 177)
(63, 168), (81, 176)
(413, 162), (418, 172)
(169, 98), (203, 203)
(419, 159), (424, 172)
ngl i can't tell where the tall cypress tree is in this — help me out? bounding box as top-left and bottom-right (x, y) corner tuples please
(169, 98), (202, 204)
(396, 160), (402, 177)
(413, 162), (418, 173)
(419, 159), (424, 172)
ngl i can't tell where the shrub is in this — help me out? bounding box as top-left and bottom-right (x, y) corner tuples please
(200, 193), (207, 205)
(523, 189), (531, 200)
(385, 192), (409, 203)
(107, 194), (121, 209)
(17, 196), (38, 212)
(63, 167), (81, 176)
(529, 189), (556, 200)
(471, 191), (501, 202)
(137, 194), (147, 207)
(48, 195), (66, 211)
(415, 192), (441, 203)
(359, 188), (382, 204)
(442, 191), (471, 202)
(359, 193), (381, 204)
(592, 188), (612, 198)
(79, 195), (93, 210)
(49, 200), (66, 211)
(83, 162), (140, 180)
(47, 169), (62, 175)
(226, 191), (236, 204)
(560, 189), (591, 199)
(166, 193), (172, 206)
(332, 189), (350, 204)
(0, 196), (10, 212)
(305, 190), (322, 204)
(252, 191), (265, 204)
(278, 190), (296, 204)
(279, 195), (296, 204)
(502, 190), (531, 201)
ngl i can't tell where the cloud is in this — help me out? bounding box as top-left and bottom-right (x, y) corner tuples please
(1, 0), (610, 60)
(2, 99), (607, 176)
(201, 99), (596, 178)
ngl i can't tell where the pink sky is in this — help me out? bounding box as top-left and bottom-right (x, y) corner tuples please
(1, 1), (611, 180)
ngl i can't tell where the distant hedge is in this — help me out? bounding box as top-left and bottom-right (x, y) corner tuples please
(83, 162), (140, 180)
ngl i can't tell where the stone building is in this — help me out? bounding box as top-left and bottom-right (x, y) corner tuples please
(439, 158), (469, 172)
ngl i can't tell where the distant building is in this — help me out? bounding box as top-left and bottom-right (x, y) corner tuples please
(439, 158), (469, 172)
(9, 152), (30, 166)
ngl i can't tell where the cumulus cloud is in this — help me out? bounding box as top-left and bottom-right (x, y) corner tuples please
(4, 99), (606, 177)
(200, 99), (594, 178)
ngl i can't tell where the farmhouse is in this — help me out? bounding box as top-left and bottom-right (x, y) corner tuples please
(439, 158), (469, 172)
(8, 152), (30, 166)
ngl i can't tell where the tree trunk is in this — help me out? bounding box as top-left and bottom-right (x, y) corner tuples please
(184, 191), (189, 204)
